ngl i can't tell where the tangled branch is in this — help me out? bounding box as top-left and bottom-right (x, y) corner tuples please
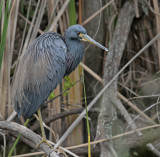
(0, 121), (59, 157)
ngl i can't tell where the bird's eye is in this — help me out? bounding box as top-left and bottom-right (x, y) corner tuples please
(77, 32), (80, 35)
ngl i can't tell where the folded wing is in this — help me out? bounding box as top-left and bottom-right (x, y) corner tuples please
(13, 32), (67, 118)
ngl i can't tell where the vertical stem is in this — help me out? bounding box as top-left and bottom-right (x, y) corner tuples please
(37, 107), (46, 139)
(0, 0), (12, 71)
(82, 68), (91, 157)
(68, 0), (76, 25)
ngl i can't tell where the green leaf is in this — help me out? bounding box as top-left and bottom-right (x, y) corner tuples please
(63, 76), (76, 96)
(49, 91), (55, 100)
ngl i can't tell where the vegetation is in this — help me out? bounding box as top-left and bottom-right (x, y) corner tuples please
(0, 0), (160, 157)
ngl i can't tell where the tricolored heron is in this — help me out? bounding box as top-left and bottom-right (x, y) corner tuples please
(12, 24), (108, 147)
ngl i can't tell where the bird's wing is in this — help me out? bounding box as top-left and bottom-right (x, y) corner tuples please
(13, 32), (67, 118)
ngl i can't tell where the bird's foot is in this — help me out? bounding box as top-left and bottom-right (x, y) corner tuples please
(35, 137), (53, 148)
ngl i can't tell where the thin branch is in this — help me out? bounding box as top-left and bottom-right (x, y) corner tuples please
(143, 0), (160, 16)
(146, 143), (160, 156)
(66, 124), (160, 150)
(129, 94), (160, 100)
(49, 0), (71, 31)
(82, 0), (114, 26)
(81, 63), (156, 124)
(18, 13), (43, 34)
(30, 108), (84, 131)
(117, 93), (156, 124)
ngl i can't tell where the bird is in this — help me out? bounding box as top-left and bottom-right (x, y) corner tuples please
(12, 24), (108, 147)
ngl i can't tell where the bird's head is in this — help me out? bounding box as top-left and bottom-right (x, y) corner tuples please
(64, 24), (108, 52)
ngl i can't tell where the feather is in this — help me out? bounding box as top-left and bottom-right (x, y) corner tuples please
(13, 32), (67, 118)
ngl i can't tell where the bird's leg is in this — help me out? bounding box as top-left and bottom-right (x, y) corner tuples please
(35, 107), (52, 148)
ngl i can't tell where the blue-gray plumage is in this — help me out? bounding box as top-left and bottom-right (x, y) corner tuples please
(13, 24), (108, 118)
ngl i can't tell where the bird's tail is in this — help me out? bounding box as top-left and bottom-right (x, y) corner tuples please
(8, 119), (30, 157)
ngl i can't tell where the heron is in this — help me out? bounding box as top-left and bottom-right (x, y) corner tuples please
(12, 24), (108, 147)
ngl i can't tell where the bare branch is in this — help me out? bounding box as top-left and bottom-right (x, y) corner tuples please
(0, 121), (59, 157)
(30, 108), (84, 131)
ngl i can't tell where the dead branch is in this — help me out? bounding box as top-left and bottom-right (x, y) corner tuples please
(30, 108), (85, 131)
(0, 121), (60, 157)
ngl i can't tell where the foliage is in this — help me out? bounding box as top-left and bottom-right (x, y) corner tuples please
(63, 76), (76, 95)
(49, 91), (55, 100)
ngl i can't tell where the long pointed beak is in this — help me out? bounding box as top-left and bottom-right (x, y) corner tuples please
(79, 33), (108, 52)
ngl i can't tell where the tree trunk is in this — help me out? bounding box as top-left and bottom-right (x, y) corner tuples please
(96, 1), (135, 156)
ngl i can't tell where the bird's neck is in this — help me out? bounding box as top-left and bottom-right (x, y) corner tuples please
(63, 37), (84, 75)
(64, 36), (84, 55)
